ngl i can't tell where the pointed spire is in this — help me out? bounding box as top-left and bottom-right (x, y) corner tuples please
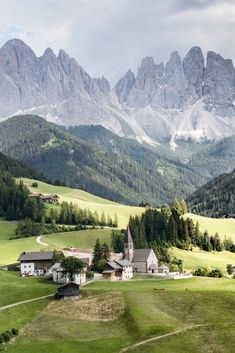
(125, 226), (133, 244)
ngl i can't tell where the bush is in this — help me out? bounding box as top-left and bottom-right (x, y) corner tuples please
(208, 269), (223, 278)
(11, 328), (19, 336)
(31, 182), (38, 188)
(193, 267), (209, 277)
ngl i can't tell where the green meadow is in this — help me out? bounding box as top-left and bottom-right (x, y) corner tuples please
(2, 277), (235, 353)
(169, 247), (235, 273)
(18, 178), (145, 229)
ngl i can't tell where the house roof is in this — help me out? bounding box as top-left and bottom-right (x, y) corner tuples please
(115, 259), (132, 267)
(132, 249), (152, 262)
(105, 261), (122, 270)
(58, 281), (80, 290)
(18, 251), (54, 262)
(103, 259), (132, 273)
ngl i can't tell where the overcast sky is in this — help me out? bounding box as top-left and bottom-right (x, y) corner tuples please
(0, 0), (235, 84)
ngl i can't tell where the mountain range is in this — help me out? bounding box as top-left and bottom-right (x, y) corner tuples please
(0, 38), (235, 145)
(0, 115), (208, 206)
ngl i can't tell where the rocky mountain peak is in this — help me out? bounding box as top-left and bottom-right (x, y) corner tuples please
(114, 69), (135, 103)
(183, 46), (204, 98)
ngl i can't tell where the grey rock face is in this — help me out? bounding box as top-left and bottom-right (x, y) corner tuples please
(183, 46), (204, 99)
(203, 51), (235, 115)
(114, 69), (135, 103)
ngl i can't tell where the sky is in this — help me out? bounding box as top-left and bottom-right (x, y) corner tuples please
(0, 0), (235, 85)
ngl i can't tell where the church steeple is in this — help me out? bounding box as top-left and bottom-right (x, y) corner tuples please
(124, 226), (134, 262)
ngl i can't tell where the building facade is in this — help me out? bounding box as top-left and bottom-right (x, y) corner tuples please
(18, 251), (54, 276)
(103, 260), (133, 280)
(51, 262), (86, 285)
(124, 227), (159, 274)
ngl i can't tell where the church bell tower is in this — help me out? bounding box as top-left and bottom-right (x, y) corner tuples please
(124, 226), (134, 262)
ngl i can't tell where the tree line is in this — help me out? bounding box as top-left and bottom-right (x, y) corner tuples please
(127, 203), (235, 255)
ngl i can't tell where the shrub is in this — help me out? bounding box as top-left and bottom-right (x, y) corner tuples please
(193, 267), (209, 277)
(11, 328), (19, 336)
(208, 269), (223, 278)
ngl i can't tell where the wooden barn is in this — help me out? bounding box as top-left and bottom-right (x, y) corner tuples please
(56, 282), (80, 299)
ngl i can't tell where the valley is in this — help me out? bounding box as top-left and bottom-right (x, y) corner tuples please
(0, 13), (234, 353)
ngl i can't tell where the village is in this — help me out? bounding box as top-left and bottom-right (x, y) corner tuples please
(16, 226), (192, 299)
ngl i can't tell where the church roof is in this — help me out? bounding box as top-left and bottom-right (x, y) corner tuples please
(125, 226), (133, 244)
(132, 249), (152, 262)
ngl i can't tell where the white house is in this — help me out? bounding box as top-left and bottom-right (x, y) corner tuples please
(102, 259), (133, 280)
(18, 251), (54, 276)
(50, 262), (86, 285)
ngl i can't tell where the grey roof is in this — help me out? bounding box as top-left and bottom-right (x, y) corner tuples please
(58, 281), (80, 289)
(106, 261), (122, 270)
(18, 251), (54, 262)
(132, 249), (152, 262)
(116, 259), (133, 267)
(103, 259), (132, 272)
(125, 226), (133, 244)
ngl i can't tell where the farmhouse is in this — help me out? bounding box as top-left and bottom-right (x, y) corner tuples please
(29, 193), (60, 204)
(18, 251), (55, 276)
(51, 262), (86, 285)
(124, 227), (159, 274)
(103, 259), (133, 280)
(223, 213), (235, 219)
(56, 282), (80, 299)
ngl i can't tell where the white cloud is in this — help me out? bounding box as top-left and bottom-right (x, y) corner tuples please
(0, 0), (235, 85)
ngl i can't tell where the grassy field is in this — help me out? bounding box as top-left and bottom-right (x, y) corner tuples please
(185, 213), (235, 240)
(18, 178), (145, 229)
(3, 277), (235, 353)
(169, 247), (235, 273)
(0, 224), (112, 265)
(0, 270), (58, 342)
(44, 229), (112, 250)
(18, 178), (235, 239)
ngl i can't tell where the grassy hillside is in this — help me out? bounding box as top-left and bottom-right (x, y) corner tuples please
(18, 178), (145, 228)
(0, 271), (57, 333)
(3, 277), (235, 353)
(44, 229), (111, 250)
(169, 247), (235, 273)
(19, 178), (235, 238)
(185, 213), (235, 240)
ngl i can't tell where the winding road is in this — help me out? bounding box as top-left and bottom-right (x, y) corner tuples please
(36, 235), (48, 246)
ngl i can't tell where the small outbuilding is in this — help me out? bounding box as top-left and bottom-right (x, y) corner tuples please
(56, 282), (80, 299)
(158, 264), (170, 274)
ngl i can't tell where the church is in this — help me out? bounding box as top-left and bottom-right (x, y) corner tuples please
(124, 227), (159, 274)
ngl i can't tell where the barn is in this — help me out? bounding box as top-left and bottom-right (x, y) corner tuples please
(56, 282), (80, 299)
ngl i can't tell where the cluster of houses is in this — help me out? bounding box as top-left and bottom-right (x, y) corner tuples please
(17, 227), (170, 289)
(29, 193), (60, 204)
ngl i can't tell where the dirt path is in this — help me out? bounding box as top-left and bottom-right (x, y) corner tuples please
(0, 294), (54, 312)
(0, 276), (100, 313)
(36, 235), (48, 246)
(119, 324), (206, 352)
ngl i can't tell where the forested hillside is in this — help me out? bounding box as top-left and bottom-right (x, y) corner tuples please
(0, 151), (39, 179)
(0, 115), (205, 206)
(0, 153), (44, 220)
(187, 170), (235, 217)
